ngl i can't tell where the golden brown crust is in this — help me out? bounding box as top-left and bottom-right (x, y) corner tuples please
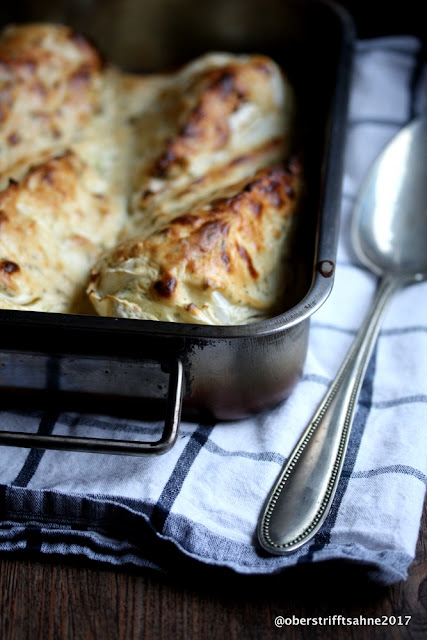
(88, 161), (302, 324)
(0, 23), (139, 313)
(88, 52), (301, 324)
(0, 24), (110, 178)
(151, 64), (257, 177)
(0, 150), (124, 312)
(0, 23), (301, 324)
(127, 52), (295, 236)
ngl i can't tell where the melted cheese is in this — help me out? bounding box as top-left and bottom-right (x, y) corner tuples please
(88, 162), (302, 324)
(126, 52), (295, 236)
(0, 24), (138, 312)
(0, 151), (125, 312)
(0, 23), (302, 324)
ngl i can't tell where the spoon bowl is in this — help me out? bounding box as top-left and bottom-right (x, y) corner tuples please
(352, 116), (427, 279)
(258, 115), (427, 554)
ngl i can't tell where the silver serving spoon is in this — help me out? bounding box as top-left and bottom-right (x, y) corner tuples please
(258, 115), (427, 554)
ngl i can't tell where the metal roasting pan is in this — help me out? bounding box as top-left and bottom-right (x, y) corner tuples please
(0, 0), (355, 454)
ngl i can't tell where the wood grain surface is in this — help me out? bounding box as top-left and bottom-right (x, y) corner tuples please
(0, 496), (425, 640)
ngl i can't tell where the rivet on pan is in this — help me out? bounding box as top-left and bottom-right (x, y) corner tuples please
(316, 260), (335, 277)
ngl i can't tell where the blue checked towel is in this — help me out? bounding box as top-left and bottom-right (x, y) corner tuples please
(0, 37), (426, 585)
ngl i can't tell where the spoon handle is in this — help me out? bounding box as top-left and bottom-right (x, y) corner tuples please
(258, 275), (400, 554)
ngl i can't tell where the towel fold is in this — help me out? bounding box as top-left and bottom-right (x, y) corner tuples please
(0, 36), (426, 586)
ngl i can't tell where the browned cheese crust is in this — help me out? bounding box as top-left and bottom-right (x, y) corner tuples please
(127, 52), (295, 236)
(0, 151), (124, 312)
(88, 161), (302, 324)
(0, 23), (302, 324)
(0, 24), (144, 313)
(88, 51), (302, 324)
(0, 23), (108, 178)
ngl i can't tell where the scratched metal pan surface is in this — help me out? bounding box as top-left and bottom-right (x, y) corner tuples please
(0, 0), (355, 454)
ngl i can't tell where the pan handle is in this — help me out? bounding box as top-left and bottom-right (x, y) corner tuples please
(0, 357), (184, 456)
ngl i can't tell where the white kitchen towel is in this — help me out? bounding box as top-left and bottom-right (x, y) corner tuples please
(0, 37), (426, 585)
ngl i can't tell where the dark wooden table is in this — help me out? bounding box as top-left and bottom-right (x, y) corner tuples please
(0, 495), (425, 640)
